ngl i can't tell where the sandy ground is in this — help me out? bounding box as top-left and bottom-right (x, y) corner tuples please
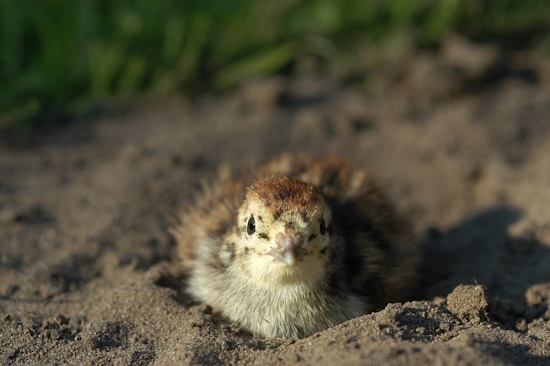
(1, 39), (550, 364)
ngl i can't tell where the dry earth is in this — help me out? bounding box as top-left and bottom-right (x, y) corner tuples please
(1, 38), (550, 364)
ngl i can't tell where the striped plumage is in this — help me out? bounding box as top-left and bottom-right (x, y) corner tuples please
(173, 155), (418, 338)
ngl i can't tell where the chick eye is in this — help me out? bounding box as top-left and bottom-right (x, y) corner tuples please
(247, 216), (256, 235)
(320, 218), (326, 235)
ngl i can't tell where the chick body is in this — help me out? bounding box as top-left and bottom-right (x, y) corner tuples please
(173, 155), (418, 339)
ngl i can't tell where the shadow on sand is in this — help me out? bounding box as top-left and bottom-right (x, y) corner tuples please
(419, 205), (550, 324)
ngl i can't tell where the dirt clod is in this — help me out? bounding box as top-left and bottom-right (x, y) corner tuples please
(447, 284), (492, 323)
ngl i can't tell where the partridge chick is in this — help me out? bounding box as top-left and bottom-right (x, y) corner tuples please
(173, 155), (418, 339)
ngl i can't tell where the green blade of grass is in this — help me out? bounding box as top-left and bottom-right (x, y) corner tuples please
(213, 42), (296, 91)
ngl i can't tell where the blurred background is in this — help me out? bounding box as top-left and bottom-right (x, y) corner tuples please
(1, 0), (549, 129)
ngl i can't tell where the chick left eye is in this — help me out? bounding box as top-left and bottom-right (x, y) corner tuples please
(247, 216), (256, 235)
(320, 218), (326, 235)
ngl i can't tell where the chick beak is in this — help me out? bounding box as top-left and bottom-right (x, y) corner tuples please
(268, 232), (305, 266)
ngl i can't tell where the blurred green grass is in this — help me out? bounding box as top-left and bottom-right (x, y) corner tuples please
(1, 0), (549, 127)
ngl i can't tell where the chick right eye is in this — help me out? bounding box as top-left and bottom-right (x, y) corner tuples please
(247, 216), (256, 235)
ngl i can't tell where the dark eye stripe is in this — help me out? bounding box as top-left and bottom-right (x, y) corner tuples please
(320, 218), (326, 235)
(273, 209), (282, 221)
(258, 233), (270, 240)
